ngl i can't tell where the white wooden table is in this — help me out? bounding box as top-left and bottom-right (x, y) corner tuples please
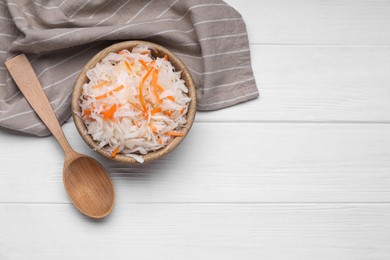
(1, 0), (390, 259)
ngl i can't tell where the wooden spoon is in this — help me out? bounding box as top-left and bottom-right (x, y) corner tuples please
(5, 54), (115, 219)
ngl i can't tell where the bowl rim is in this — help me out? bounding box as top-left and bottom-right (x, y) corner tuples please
(71, 40), (197, 163)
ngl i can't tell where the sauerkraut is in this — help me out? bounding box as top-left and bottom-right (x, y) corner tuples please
(79, 46), (191, 163)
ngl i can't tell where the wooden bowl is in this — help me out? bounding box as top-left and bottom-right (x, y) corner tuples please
(71, 41), (196, 163)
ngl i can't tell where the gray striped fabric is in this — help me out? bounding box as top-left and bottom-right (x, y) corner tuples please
(0, 0), (258, 136)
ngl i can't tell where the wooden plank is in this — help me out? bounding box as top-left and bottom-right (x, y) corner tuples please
(1, 122), (389, 203)
(196, 45), (390, 122)
(1, 203), (389, 259)
(226, 0), (390, 45)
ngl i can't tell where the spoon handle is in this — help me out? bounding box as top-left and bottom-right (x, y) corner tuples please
(5, 54), (73, 154)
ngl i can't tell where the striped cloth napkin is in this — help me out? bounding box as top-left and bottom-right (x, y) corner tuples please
(0, 0), (258, 136)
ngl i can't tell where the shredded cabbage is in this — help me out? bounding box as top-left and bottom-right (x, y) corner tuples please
(79, 47), (191, 163)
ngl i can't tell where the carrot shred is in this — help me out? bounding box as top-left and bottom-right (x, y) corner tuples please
(151, 68), (162, 104)
(83, 109), (91, 117)
(164, 54), (168, 61)
(165, 131), (184, 137)
(139, 59), (148, 70)
(125, 61), (132, 73)
(158, 137), (163, 144)
(111, 146), (119, 157)
(141, 51), (149, 55)
(112, 85), (124, 92)
(95, 93), (107, 100)
(157, 84), (165, 91)
(151, 107), (162, 114)
(148, 122), (158, 133)
(95, 85), (124, 100)
(129, 101), (143, 112)
(103, 104), (117, 120)
(180, 107), (185, 114)
(166, 96), (175, 102)
(139, 67), (154, 111)
(165, 110), (172, 116)
(92, 81), (108, 89)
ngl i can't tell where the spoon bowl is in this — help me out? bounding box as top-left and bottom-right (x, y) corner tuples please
(64, 153), (114, 218)
(5, 54), (115, 219)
